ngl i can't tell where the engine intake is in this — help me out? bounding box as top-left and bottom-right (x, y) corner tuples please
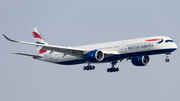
(84, 50), (104, 62)
(131, 55), (150, 66)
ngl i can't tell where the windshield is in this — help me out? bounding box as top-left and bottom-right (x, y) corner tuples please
(165, 40), (174, 43)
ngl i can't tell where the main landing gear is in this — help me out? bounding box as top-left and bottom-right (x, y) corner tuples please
(165, 52), (171, 62)
(107, 61), (119, 73)
(83, 63), (95, 71)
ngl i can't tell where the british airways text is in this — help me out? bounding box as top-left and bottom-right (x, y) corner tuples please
(128, 44), (154, 50)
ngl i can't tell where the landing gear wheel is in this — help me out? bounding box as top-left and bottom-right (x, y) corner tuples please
(92, 66), (95, 70)
(83, 64), (95, 71)
(107, 68), (119, 73)
(116, 68), (119, 72)
(165, 59), (170, 62)
(107, 61), (119, 73)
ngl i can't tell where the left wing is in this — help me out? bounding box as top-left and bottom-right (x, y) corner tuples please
(3, 34), (86, 58)
(3, 34), (118, 58)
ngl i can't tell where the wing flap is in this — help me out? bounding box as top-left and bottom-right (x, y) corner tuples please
(42, 46), (85, 58)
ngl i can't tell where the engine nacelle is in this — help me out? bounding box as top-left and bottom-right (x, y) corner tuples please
(84, 50), (104, 62)
(131, 55), (150, 66)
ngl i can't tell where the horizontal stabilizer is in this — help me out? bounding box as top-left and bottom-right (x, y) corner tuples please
(13, 53), (42, 59)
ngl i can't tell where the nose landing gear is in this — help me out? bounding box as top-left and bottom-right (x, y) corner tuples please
(165, 52), (171, 62)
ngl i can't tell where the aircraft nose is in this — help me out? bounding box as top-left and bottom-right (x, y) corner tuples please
(173, 43), (178, 49)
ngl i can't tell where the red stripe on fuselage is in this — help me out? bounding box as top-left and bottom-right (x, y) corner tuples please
(146, 38), (163, 41)
(32, 32), (43, 39)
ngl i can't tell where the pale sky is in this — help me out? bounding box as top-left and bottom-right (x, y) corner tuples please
(0, 0), (180, 101)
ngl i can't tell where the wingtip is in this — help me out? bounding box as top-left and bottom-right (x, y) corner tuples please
(2, 34), (19, 42)
(12, 52), (18, 54)
(2, 34), (8, 39)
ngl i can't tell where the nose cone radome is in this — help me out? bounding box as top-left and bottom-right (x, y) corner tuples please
(172, 43), (178, 50)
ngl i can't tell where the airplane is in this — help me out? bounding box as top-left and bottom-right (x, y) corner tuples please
(3, 28), (177, 73)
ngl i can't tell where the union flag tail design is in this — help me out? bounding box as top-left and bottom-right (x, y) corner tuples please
(32, 28), (48, 54)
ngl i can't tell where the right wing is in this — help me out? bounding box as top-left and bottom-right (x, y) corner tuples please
(13, 53), (42, 59)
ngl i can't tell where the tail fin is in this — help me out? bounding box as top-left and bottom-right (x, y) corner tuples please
(32, 28), (48, 54)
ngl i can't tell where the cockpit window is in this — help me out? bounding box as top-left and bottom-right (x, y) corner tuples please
(165, 40), (174, 43)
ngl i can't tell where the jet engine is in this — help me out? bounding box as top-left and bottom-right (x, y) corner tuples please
(84, 50), (104, 62)
(131, 55), (150, 66)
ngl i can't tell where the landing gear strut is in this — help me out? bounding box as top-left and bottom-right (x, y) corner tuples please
(165, 52), (171, 62)
(83, 63), (95, 71)
(107, 61), (119, 73)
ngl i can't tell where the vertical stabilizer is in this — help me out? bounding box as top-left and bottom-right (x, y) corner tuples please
(32, 28), (48, 54)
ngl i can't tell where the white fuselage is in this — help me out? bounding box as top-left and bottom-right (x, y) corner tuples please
(38, 36), (177, 65)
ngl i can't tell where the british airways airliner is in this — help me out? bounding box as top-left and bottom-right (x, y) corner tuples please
(3, 28), (177, 73)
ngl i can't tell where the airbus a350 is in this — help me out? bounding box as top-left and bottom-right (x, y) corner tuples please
(3, 28), (177, 73)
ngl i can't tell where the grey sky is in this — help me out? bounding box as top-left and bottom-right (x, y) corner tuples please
(0, 0), (180, 101)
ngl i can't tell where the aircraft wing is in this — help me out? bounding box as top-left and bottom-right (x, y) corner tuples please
(3, 34), (118, 58)
(13, 53), (42, 59)
(42, 45), (86, 58)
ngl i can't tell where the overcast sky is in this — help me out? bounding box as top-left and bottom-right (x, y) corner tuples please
(0, 0), (180, 101)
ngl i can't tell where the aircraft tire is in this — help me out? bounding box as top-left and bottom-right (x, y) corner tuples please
(107, 68), (119, 72)
(165, 59), (170, 62)
(116, 68), (119, 72)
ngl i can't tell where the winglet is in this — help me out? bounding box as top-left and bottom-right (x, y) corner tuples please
(3, 34), (19, 42)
